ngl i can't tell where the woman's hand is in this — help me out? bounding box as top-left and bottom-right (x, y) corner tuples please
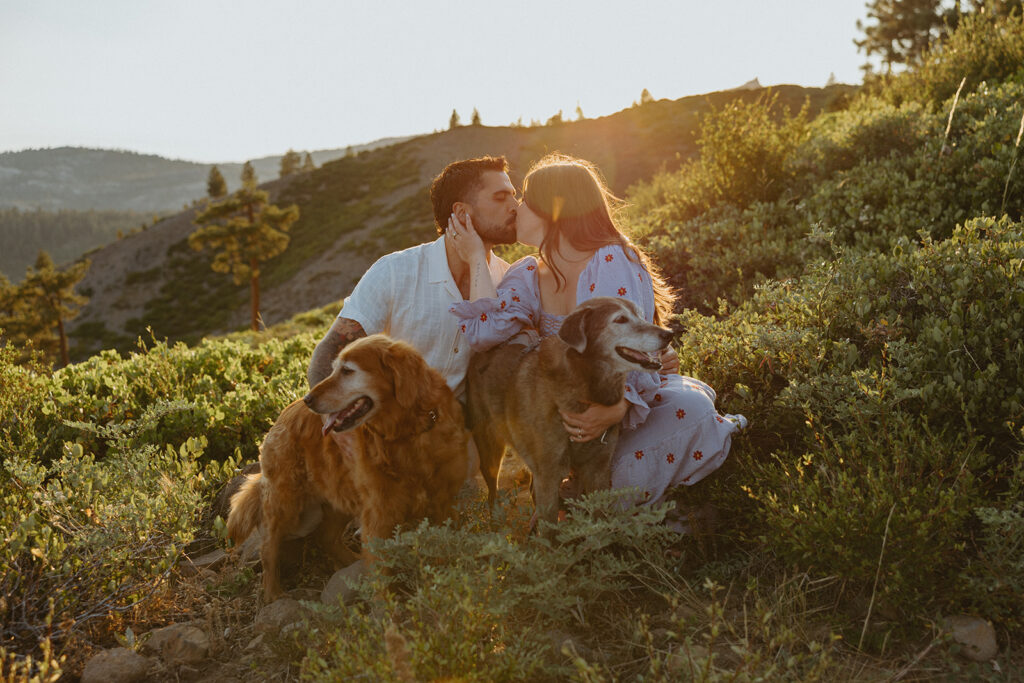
(560, 397), (628, 443)
(448, 212), (486, 263)
(660, 346), (679, 375)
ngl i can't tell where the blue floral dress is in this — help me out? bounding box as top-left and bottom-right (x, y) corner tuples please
(450, 245), (745, 506)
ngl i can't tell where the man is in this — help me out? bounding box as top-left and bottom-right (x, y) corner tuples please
(307, 155), (518, 395)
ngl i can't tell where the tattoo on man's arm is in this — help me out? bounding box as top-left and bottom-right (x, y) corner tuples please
(307, 318), (366, 389)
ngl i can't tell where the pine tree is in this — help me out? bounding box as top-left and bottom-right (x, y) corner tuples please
(301, 152), (316, 172)
(471, 108), (482, 126)
(189, 170), (300, 331)
(449, 109), (461, 129)
(241, 161), (257, 187)
(855, 0), (946, 73)
(575, 102), (585, 121)
(13, 252), (90, 367)
(207, 166), (228, 198)
(279, 149), (302, 177)
(640, 88), (654, 105)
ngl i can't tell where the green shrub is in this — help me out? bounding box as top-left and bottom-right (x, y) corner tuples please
(1, 426), (233, 652)
(5, 333), (314, 465)
(301, 491), (681, 681)
(628, 93), (808, 226)
(881, 11), (1024, 107)
(746, 413), (989, 621)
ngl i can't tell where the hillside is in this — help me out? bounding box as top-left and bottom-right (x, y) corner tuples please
(66, 84), (853, 359)
(0, 137), (410, 212)
(0, 207), (149, 280)
(5, 12), (1024, 679)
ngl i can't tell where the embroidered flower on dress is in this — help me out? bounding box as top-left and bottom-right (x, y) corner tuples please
(605, 254), (614, 262)
(693, 450), (703, 461)
(500, 300), (507, 310)
(654, 393), (662, 402)
(617, 287), (627, 296)
(526, 265), (536, 271)
(634, 450), (644, 460)
(716, 416), (724, 423)
(683, 475), (692, 483)
(589, 283), (595, 292)
(666, 453), (675, 464)
(460, 324), (466, 333)
(676, 409), (686, 419)
(480, 313), (488, 322)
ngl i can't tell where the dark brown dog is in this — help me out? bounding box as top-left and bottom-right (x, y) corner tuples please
(467, 297), (672, 528)
(227, 334), (467, 601)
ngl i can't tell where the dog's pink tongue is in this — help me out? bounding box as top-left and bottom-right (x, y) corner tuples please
(321, 411), (342, 437)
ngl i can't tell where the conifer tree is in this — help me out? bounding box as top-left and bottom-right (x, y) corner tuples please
(640, 88), (654, 104)
(279, 149), (302, 177)
(301, 152), (316, 172)
(189, 168), (299, 331)
(856, 0), (946, 73)
(207, 166), (228, 198)
(471, 108), (482, 125)
(449, 109), (461, 129)
(241, 161), (257, 186)
(575, 102), (585, 120)
(0, 272), (18, 341)
(12, 252), (90, 367)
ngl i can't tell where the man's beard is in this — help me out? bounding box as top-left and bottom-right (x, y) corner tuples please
(474, 214), (517, 246)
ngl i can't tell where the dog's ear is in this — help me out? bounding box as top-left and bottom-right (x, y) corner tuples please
(558, 307), (591, 354)
(384, 340), (430, 412)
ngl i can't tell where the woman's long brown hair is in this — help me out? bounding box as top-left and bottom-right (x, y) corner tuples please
(522, 154), (675, 326)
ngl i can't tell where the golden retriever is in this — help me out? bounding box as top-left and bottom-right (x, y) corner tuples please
(227, 334), (467, 601)
(467, 297), (672, 529)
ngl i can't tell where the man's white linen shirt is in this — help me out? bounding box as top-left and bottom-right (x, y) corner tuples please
(339, 235), (510, 398)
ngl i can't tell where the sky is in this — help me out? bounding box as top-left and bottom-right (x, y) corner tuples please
(1, 0), (871, 164)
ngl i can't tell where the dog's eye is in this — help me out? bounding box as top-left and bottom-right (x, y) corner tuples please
(340, 366), (354, 375)
(614, 315), (628, 323)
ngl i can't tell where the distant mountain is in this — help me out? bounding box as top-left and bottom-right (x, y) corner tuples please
(64, 84), (856, 360)
(0, 137), (412, 212)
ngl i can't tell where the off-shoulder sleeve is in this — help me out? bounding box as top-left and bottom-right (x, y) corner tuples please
(449, 257), (541, 352)
(579, 245), (661, 430)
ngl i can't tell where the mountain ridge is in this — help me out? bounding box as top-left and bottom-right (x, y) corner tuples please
(59, 84), (854, 359)
(0, 137), (412, 212)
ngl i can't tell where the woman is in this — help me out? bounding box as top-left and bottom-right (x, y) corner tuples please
(448, 154), (745, 510)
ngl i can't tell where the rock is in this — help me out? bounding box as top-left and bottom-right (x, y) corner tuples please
(321, 559), (366, 606)
(945, 615), (998, 662)
(180, 549), (228, 576)
(245, 634), (265, 651)
(546, 629), (591, 660)
(81, 647), (152, 683)
(144, 623), (210, 665)
(255, 597), (305, 636)
(665, 643), (710, 675)
(212, 463), (261, 520)
(237, 531), (262, 565)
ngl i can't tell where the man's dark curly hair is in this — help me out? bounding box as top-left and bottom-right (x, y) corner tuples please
(429, 156), (509, 235)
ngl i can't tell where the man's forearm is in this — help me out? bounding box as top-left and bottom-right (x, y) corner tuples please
(307, 318), (366, 389)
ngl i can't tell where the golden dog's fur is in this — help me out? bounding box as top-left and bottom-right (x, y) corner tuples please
(467, 297), (672, 528)
(227, 334), (467, 601)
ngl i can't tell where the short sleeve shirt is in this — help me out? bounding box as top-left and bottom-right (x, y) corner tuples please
(340, 236), (509, 398)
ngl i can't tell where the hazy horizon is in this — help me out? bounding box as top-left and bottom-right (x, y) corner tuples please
(2, 0), (870, 164)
